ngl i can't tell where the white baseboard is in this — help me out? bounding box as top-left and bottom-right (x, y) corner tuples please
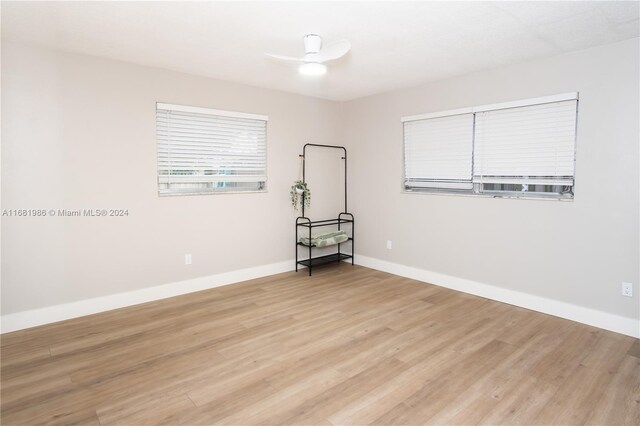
(3, 256), (638, 338)
(1, 260), (295, 334)
(355, 255), (640, 338)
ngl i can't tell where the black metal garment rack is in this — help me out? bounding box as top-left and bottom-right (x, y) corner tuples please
(295, 143), (354, 276)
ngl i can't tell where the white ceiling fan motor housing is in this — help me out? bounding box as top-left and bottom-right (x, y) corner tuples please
(303, 34), (323, 54)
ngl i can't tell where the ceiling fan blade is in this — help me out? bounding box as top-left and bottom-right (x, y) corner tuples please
(315, 40), (351, 63)
(264, 53), (304, 62)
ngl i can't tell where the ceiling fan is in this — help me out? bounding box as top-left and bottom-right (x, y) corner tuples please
(265, 34), (351, 76)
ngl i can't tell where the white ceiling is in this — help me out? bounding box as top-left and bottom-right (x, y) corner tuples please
(2, 1), (638, 101)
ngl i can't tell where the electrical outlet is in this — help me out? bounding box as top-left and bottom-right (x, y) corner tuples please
(185, 254), (192, 265)
(386, 240), (393, 250)
(622, 282), (633, 297)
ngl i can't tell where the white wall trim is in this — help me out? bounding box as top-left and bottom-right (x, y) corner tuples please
(3, 256), (637, 338)
(354, 255), (640, 338)
(1, 260), (294, 334)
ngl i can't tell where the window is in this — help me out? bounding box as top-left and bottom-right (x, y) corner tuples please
(156, 103), (267, 195)
(404, 113), (474, 192)
(402, 93), (578, 199)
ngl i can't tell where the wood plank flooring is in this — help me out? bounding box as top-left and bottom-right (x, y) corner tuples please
(1, 264), (639, 425)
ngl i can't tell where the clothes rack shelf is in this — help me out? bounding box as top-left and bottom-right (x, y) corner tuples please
(295, 144), (354, 276)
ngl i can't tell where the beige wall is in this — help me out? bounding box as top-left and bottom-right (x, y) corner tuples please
(1, 42), (344, 314)
(2, 38), (638, 325)
(343, 38), (639, 320)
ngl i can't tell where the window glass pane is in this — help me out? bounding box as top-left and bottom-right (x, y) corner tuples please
(156, 104), (267, 195)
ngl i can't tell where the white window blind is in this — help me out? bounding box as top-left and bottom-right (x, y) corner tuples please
(402, 93), (578, 199)
(156, 103), (267, 195)
(403, 113), (474, 190)
(473, 100), (577, 187)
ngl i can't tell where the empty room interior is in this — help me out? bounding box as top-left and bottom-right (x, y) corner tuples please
(1, 1), (640, 425)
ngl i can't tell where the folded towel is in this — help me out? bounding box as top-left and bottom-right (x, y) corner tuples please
(300, 230), (349, 247)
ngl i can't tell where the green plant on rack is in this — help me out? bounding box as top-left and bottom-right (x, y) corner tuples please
(290, 180), (311, 211)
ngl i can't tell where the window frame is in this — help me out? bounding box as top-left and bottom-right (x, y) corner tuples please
(156, 102), (268, 197)
(401, 93), (579, 201)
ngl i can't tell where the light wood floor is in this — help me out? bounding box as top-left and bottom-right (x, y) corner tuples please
(1, 264), (639, 425)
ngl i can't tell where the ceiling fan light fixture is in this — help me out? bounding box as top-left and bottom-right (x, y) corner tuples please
(266, 34), (350, 77)
(299, 62), (327, 76)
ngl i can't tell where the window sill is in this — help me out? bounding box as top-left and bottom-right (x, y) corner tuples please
(401, 190), (574, 202)
(158, 189), (268, 197)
